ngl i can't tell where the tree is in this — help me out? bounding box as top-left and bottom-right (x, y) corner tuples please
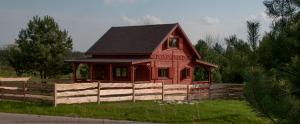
(264, 0), (299, 29)
(14, 15), (72, 81)
(6, 46), (27, 76)
(213, 43), (224, 54)
(247, 21), (260, 51)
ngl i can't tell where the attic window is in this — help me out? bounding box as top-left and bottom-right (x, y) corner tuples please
(169, 37), (179, 48)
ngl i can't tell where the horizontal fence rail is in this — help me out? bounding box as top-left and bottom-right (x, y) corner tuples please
(0, 78), (54, 102)
(0, 78), (245, 106)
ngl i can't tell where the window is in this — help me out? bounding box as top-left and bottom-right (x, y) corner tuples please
(182, 68), (190, 79)
(114, 67), (127, 77)
(169, 37), (179, 48)
(158, 68), (169, 78)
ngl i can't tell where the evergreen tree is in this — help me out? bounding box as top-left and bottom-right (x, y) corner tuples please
(12, 15), (73, 82)
(247, 21), (260, 51)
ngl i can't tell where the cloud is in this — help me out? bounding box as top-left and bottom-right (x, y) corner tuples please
(121, 15), (164, 25)
(103, 0), (136, 5)
(247, 12), (272, 23)
(201, 16), (220, 25)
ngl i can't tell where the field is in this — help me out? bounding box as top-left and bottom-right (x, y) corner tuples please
(0, 66), (72, 83)
(0, 100), (269, 124)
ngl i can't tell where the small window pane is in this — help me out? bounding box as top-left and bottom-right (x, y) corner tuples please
(116, 68), (121, 77)
(158, 68), (169, 77)
(169, 38), (178, 48)
(122, 68), (127, 77)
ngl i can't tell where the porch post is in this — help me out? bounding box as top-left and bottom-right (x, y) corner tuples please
(208, 68), (212, 84)
(89, 63), (94, 81)
(109, 64), (113, 82)
(131, 65), (136, 102)
(146, 63), (151, 81)
(72, 63), (78, 82)
(131, 65), (135, 82)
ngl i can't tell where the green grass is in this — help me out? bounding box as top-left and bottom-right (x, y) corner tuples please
(0, 100), (270, 124)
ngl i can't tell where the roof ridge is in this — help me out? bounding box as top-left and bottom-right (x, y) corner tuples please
(111, 23), (178, 28)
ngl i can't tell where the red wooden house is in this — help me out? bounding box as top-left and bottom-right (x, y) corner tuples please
(66, 23), (217, 84)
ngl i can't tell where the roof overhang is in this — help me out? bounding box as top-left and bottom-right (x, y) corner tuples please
(195, 60), (218, 68)
(64, 58), (151, 65)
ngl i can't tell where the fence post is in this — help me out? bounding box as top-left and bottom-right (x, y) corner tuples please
(161, 82), (164, 101)
(97, 81), (101, 104)
(186, 84), (189, 101)
(0, 80), (2, 101)
(23, 81), (26, 102)
(208, 82), (212, 99)
(54, 83), (57, 107)
(132, 82), (135, 103)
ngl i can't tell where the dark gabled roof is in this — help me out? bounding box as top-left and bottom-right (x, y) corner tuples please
(86, 23), (177, 55)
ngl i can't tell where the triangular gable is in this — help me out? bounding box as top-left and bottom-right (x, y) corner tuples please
(151, 23), (202, 59)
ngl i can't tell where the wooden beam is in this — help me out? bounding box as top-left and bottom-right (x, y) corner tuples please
(54, 83), (57, 107)
(89, 64), (94, 81)
(131, 65), (135, 102)
(72, 63), (78, 83)
(208, 68), (212, 84)
(97, 81), (101, 104)
(109, 64), (113, 82)
(162, 82), (164, 101)
(208, 68), (212, 99)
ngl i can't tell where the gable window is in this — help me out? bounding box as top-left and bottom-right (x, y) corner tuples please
(182, 68), (190, 79)
(114, 67), (127, 77)
(169, 37), (179, 48)
(158, 68), (169, 78)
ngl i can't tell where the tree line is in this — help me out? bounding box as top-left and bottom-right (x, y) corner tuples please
(194, 0), (300, 123)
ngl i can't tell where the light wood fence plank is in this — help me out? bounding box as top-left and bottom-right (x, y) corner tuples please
(135, 89), (162, 94)
(100, 96), (132, 102)
(135, 94), (162, 100)
(100, 83), (132, 88)
(134, 83), (162, 89)
(164, 84), (187, 90)
(56, 83), (98, 91)
(100, 89), (133, 96)
(56, 96), (97, 104)
(164, 90), (187, 95)
(57, 89), (98, 97)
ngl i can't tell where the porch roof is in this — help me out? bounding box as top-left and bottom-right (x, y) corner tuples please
(195, 60), (218, 68)
(65, 58), (151, 64)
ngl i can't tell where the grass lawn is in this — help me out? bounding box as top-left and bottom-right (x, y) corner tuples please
(0, 100), (269, 124)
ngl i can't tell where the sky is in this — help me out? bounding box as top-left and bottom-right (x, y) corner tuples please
(0, 0), (272, 52)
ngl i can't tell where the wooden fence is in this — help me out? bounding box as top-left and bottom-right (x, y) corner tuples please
(0, 77), (244, 106)
(210, 83), (244, 99)
(0, 78), (53, 102)
(54, 82), (244, 106)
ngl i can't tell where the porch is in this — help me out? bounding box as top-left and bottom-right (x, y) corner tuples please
(65, 58), (151, 83)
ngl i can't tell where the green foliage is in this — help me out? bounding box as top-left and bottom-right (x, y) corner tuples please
(79, 64), (89, 80)
(0, 100), (270, 124)
(10, 15), (73, 81)
(0, 46), (9, 66)
(244, 66), (300, 123)
(5, 46), (28, 76)
(194, 40), (224, 83)
(244, 2), (300, 123)
(247, 21), (260, 51)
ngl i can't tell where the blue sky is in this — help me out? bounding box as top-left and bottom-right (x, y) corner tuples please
(0, 0), (272, 51)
